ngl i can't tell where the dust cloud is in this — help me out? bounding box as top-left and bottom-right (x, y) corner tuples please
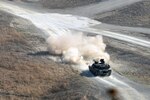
(47, 32), (110, 64)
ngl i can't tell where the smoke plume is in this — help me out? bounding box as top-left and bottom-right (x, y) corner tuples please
(47, 32), (110, 64)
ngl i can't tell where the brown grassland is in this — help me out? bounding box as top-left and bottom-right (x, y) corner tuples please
(0, 11), (95, 100)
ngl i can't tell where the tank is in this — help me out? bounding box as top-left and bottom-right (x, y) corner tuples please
(89, 63), (111, 77)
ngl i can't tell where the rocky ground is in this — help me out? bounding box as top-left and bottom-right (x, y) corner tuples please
(0, 11), (104, 100)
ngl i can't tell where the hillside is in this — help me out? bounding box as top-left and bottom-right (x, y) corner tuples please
(41, 0), (101, 8)
(0, 11), (101, 100)
(95, 1), (150, 28)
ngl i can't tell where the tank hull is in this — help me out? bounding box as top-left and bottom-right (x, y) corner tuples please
(89, 65), (111, 77)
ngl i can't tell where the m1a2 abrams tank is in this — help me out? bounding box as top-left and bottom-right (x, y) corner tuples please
(89, 59), (111, 77)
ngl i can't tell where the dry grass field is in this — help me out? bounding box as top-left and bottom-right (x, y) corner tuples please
(0, 11), (97, 100)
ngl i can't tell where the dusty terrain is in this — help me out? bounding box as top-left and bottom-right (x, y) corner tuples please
(95, 1), (150, 28)
(104, 37), (150, 85)
(41, 0), (101, 9)
(0, 0), (150, 100)
(0, 11), (101, 100)
(94, 0), (150, 85)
